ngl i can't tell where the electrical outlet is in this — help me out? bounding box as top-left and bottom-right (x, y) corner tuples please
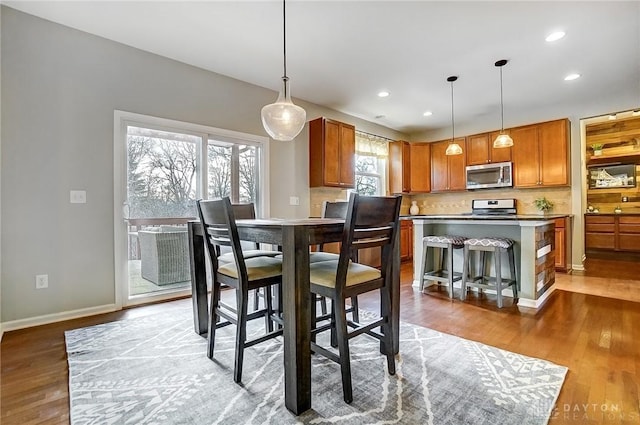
(70, 190), (87, 204)
(35, 274), (48, 289)
(289, 196), (300, 206)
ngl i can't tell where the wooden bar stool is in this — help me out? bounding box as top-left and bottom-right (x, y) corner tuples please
(419, 235), (466, 298)
(461, 237), (518, 308)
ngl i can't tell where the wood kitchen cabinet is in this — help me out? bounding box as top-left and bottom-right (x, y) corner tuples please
(466, 132), (512, 165)
(554, 217), (572, 272)
(389, 141), (411, 194)
(309, 117), (355, 188)
(431, 138), (466, 192)
(586, 214), (640, 253)
(409, 143), (431, 193)
(400, 219), (413, 262)
(389, 141), (431, 194)
(512, 119), (570, 188)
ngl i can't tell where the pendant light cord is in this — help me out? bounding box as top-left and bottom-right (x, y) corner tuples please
(499, 65), (504, 132)
(450, 80), (455, 141)
(283, 0), (287, 79)
(282, 0), (289, 97)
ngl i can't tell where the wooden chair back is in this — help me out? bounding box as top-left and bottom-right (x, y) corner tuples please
(196, 198), (250, 288)
(335, 193), (401, 293)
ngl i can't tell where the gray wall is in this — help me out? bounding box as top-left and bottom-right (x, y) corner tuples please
(0, 7), (405, 323)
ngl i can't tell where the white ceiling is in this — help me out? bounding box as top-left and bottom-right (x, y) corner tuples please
(5, 1), (640, 136)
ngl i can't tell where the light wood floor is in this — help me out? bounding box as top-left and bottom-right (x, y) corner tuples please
(1, 258), (639, 424)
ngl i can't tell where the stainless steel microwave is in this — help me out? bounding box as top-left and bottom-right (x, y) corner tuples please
(466, 161), (513, 189)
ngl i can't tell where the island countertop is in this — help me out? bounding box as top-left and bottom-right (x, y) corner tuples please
(403, 214), (571, 221)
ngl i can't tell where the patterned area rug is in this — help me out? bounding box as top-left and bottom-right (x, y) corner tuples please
(65, 308), (567, 424)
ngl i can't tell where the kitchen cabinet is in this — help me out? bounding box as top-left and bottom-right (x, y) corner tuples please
(400, 219), (413, 262)
(585, 214), (640, 253)
(309, 117), (355, 188)
(409, 143), (431, 193)
(431, 138), (466, 192)
(389, 141), (411, 194)
(512, 119), (570, 188)
(466, 132), (512, 165)
(554, 217), (572, 272)
(389, 141), (431, 194)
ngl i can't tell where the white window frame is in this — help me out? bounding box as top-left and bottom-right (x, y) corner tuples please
(113, 110), (270, 308)
(354, 152), (387, 196)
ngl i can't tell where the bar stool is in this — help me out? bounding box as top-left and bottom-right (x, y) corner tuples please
(461, 237), (517, 308)
(419, 235), (467, 298)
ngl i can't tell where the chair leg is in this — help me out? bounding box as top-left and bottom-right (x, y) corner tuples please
(253, 288), (260, 311)
(446, 244), (454, 298)
(234, 290), (248, 383)
(311, 293), (318, 344)
(207, 281), (221, 359)
(495, 249), (503, 308)
(380, 284), (396, 376)
(330, 303), (338, 348)
(508, 246), (518, 300)
(319, 295), (328, 315)
(265, 285), (274, 332)
(350, 296), (359, 322)
(419, 240), (428, 291)
(334, 297), (353, 404)
(460, 246), (469, 301)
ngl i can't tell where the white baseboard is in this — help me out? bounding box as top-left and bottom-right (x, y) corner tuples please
(517, 286), (555, 309)
(1, 304), (119, 334)
(571, 263), (585, 271)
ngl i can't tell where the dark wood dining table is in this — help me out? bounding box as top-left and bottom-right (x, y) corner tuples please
(187, 217), (400, 415)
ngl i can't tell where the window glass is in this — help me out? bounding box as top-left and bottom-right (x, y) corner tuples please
(127, 126), (199, 218)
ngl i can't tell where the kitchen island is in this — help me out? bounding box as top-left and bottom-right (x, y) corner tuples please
(411, 214), (569, 309)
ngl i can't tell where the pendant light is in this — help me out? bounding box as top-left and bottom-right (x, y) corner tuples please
(445, 76), (463, 156)
(261, 0), (306, 141)
(493, 59), (514, 148)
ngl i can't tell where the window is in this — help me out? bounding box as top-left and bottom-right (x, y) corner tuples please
(354, 132), (390, 196)
(207, 140), (260, 205)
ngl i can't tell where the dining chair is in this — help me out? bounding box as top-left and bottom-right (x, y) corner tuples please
(309, 201), (358, 322)
(309, 192), (401, 403)
(196, 197), (283, 383)
(216, 202), (281, 265)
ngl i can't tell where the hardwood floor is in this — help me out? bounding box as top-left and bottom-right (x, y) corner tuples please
(1, 260), (639, 424)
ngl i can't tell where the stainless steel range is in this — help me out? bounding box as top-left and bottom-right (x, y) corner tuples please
(471, 199), (517, 216)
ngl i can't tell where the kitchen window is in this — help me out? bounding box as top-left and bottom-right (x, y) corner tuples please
(354, 131), (389, 196)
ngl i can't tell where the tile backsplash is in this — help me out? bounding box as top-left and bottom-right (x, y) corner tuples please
(310, 187), (572, 217)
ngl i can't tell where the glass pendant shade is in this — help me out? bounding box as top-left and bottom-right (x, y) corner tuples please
(493, 132), (514, 148)
(261, 77), (306, 141)
(445, 142), (463, 155)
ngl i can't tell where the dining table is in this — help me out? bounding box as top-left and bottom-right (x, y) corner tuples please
(187, 217), (400, 415)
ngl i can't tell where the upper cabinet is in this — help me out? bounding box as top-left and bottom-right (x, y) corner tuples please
(309, 117), (355, 188)
(466, 132), (512, 165)
(389, 141), (411, 194)
(389, 141), (431, 194)
(431, 138), (466, 192)
(409, 143), (431, 192)
(512, 119), (570, 188)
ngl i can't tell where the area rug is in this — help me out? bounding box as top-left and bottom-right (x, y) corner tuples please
(65, 308), (567, 424)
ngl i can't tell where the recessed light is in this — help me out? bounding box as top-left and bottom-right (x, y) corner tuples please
(377, 91), (390, 98)
(423, 111), (433, 117)
(546, 31), (566, 42)
(564, 73), (581, 81)
(608, 114), (617, 120)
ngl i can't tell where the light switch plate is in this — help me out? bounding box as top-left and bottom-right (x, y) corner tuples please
(70, 190), (87, 204)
